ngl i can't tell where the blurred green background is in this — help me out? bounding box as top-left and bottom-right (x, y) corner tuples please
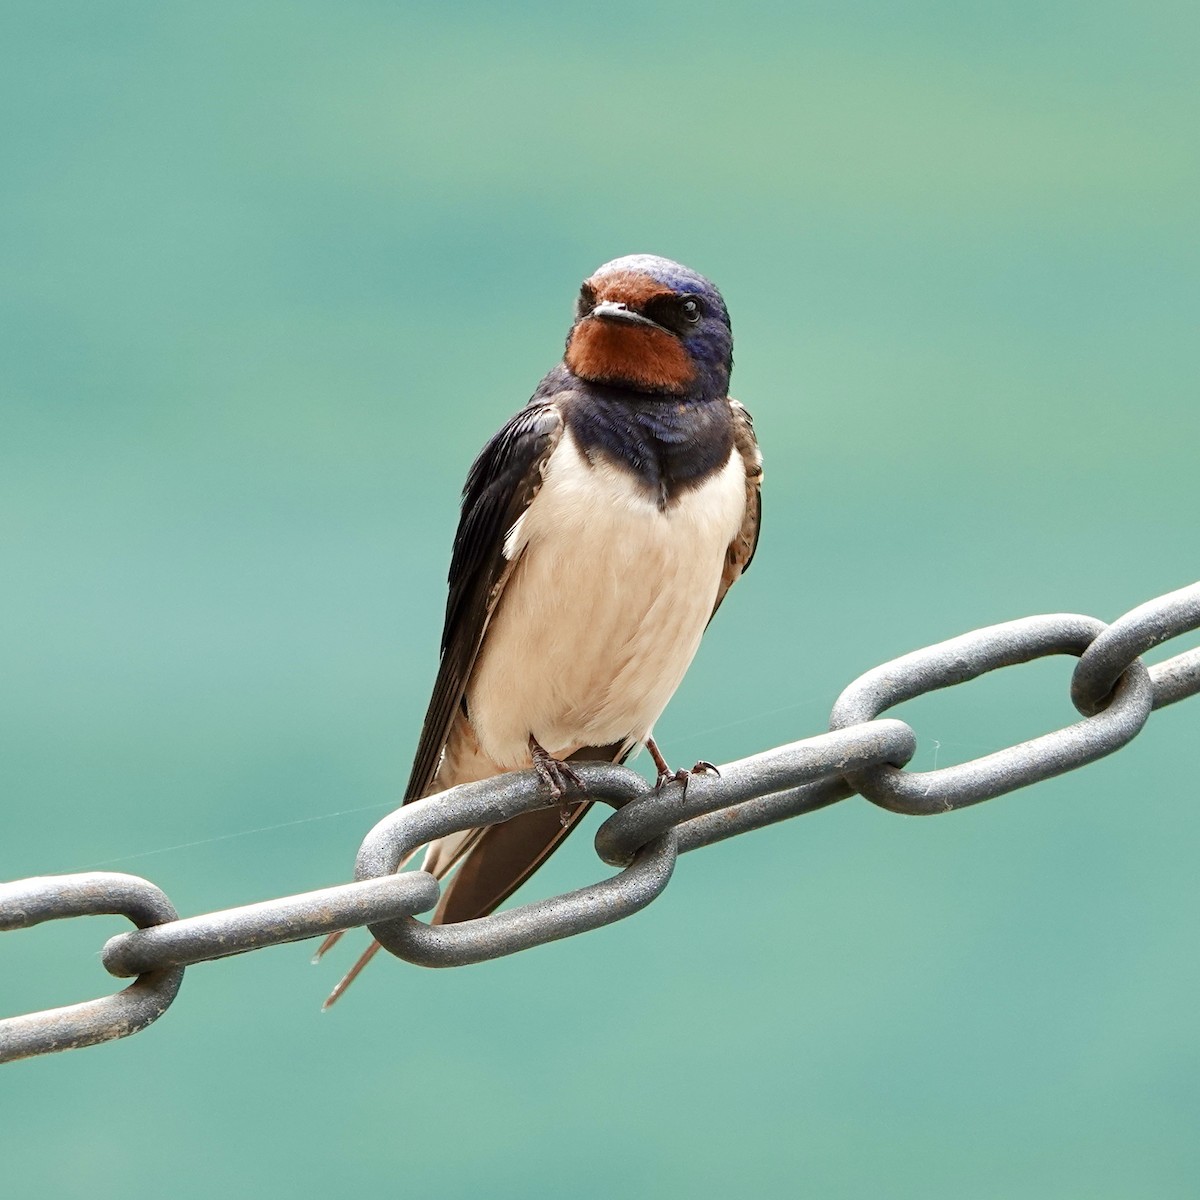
(2, 2), (1197, 1196)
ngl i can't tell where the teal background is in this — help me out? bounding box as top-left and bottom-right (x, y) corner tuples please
(2, 2), (1197, 1196)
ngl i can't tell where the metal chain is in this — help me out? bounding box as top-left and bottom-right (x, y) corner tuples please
(3, 582), (1197, 1064)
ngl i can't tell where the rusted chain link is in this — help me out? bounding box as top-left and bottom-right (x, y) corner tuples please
(2, 582), (1197, 1064)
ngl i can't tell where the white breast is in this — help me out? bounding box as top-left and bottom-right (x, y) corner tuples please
(464, 428), (747, 769)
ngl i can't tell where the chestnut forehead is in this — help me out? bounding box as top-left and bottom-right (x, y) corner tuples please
(584, 269), (677, 308)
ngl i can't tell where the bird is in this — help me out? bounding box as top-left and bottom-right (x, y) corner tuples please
(319, 253), (762, 1004)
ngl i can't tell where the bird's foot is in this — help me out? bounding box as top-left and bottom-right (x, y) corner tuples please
(528, 735), (586, 822)
(646, 738), (721, 797)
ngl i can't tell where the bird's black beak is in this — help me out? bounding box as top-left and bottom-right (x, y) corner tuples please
(589, 300), (663, 331)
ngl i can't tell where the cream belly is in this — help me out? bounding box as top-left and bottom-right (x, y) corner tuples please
(464, 429), (747, 770)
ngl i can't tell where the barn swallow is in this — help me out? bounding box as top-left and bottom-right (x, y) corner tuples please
(320, 254), (762, 1003)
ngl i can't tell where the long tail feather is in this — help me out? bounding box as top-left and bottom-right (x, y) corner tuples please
(322, 940), (384, 1010)
(312, 929), (347, 963)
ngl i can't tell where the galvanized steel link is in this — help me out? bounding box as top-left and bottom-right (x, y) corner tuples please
(828, 614), (1155, 815)
(0, 873), (183, 1064)
(593, 720), (916, 867)
(356, 765), (675, 967)
(1, 581), (1196, 1063)
(102, 873), (441, 977)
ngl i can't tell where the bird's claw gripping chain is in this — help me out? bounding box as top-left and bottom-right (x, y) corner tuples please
(2, 583), (1198, 1064)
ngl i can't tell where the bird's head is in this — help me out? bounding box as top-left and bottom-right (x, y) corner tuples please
(564, 254), (732, 401)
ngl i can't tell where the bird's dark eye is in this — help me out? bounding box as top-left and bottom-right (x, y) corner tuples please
(576, 283), (597, 319)
(644, 293), (704, 334)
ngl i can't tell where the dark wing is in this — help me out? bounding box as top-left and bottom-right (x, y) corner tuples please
(403, 401), (565, 803)
(709, 399), (763, 622)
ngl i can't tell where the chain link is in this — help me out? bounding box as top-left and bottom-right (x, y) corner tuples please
(827, 615), (1154, 814)
(0, 874), (183, 1059)
(2, 583), (1197, 1064)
